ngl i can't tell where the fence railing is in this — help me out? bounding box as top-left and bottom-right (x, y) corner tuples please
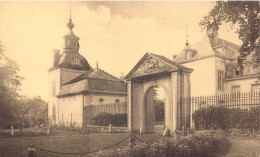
(180, 91), (260, 130)
(180, 91), (260, 114)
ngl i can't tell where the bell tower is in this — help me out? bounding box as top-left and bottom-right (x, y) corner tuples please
(63, 7), (80, 54)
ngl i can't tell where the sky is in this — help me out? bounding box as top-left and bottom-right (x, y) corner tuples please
(0, 1), (242, 101)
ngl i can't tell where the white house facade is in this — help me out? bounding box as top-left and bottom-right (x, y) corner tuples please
(174, 27), (260, 96)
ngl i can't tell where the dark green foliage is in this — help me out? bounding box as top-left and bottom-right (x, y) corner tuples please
(200, 1), (260, 66)
(154, 99), (165, 123)
(93, 113), (127, 127)
(193, 106), (260, 131)
(0, 42), (23, 129)
(91, 131), (231, 157)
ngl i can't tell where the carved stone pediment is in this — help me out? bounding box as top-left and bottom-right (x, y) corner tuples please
(131, 56), (173, 78)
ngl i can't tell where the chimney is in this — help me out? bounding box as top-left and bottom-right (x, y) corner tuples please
(207, 25), (218, 41)
(53, 49), (60, 66)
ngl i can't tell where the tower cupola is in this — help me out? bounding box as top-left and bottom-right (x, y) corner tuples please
(63, 17), (80, 54)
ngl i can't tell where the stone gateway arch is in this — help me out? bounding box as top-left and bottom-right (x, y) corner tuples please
(125, 53), (193, 133)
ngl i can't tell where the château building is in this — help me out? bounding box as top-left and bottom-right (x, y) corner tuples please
(48, 17), (127, 128)
(174, 27), (260, 96)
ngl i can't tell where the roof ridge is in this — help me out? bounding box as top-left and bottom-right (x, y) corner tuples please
(87, 68), (122, 81)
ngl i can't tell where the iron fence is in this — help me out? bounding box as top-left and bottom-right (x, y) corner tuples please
(180, 91), (260, 130)
(180, 91), (260, 114)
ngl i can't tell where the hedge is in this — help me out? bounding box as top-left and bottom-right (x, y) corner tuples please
(90, 131), (231, 157)
(92, 113), (127, 127)
(193, 106), (260, 131)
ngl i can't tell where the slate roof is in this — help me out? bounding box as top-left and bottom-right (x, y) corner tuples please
(174, 36), (240, 63)
(58, 68), (126, 97)
(49, 52), (92, 72)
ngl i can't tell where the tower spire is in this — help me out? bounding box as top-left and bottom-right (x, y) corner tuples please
(69, 0), (71, 19)
(185, 23), (189, 46)
(67, 0), (74, 31)
(64, 1), (80, 54)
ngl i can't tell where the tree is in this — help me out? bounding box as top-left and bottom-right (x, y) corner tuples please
(0, 41), (23, 129)
(200, 1), (260, 66)
(154, 99), (165, 123)
(15, 96), (47, 134)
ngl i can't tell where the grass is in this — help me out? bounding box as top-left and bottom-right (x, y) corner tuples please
(0, 128), (163, 157)
(1, 128), (260, 157)
(225, 136), (260, 157)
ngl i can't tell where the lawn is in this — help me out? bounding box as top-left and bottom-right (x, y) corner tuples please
(225, 136), (260, 157)
(0, 128), (164, 157)
(1, 128), (260, 157)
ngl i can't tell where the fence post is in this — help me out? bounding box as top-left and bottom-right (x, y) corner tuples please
(10, 126), (14, 136)
(129, 136), (136, 149)
(109, 124), (112, 133)
(182, 126), (187, 136)
(139, 125), (143, 134)
(46, 126), (50, 135)
(163, 128), (170, 136)
(27, 148), (37, 157)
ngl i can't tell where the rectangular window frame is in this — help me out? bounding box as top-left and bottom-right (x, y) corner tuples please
(217, 70), (224, 91)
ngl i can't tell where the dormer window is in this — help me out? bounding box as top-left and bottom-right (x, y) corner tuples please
(235, 70), (240, 76)
(72, 56), (79, 64)
(185, 51), (192, 60)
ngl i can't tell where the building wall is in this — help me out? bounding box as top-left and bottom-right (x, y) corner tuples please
(58, 94), (84, 127)
(90, 94), (126, 105)
(48, 68), (60, 125)
(225, 77), (259, 93)
(182, 57), (216, 96)
(48, 68), (85, 126)
(83, 94), (127, 125)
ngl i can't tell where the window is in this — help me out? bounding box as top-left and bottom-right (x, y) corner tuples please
(72, 57), (79, 64)
(52, 81), (56, 96)
(217, 71), (224, 90)
(221, 46), (227, 55)
(185, 51), (192, 60)
(252, 84), (260, 92)
(235, 70), (240, 76)
(52, 105), (56, 122)
(232, 85), (240, 93)
(115, 99), (120, 103)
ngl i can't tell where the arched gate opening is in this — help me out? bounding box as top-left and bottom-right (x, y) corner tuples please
(125, 53), (193, 134)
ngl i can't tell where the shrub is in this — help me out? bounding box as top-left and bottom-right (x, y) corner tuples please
(193, 106), (260, 131)
(93, 113), (127, 127)
(90, 131), (231, 157)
